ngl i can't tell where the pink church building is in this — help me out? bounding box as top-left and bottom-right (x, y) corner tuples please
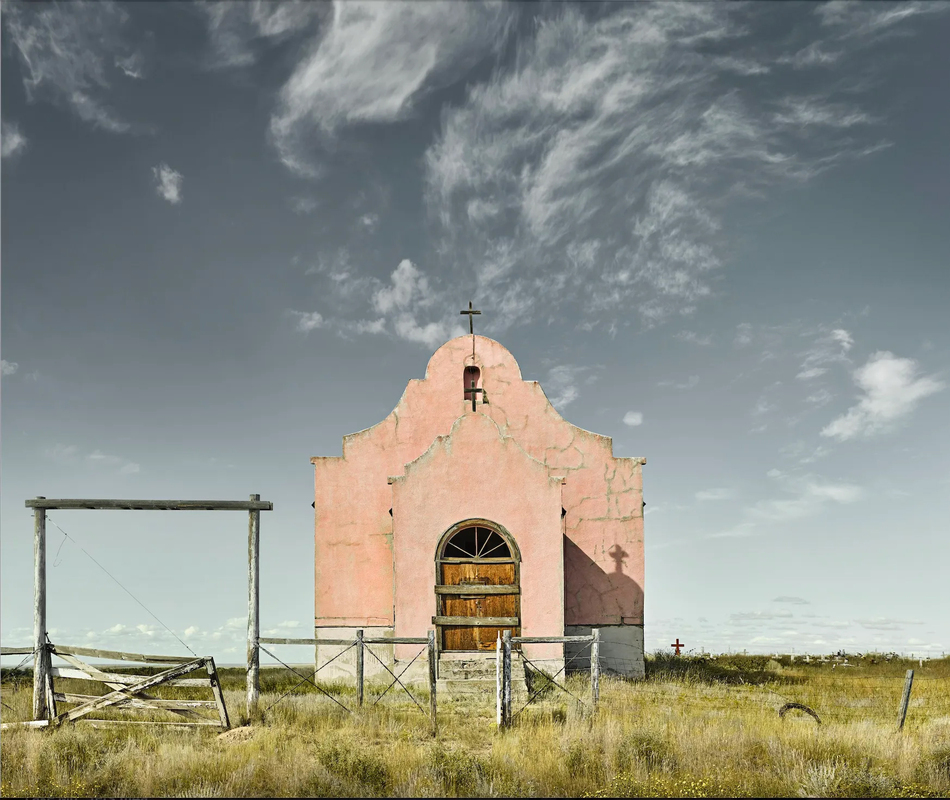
(311, 334), (645, 678)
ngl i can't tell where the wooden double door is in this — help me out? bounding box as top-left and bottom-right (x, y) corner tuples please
(435, 524), (520, 651)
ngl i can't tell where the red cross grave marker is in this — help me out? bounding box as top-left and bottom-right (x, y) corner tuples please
(671, 638), (685, 655)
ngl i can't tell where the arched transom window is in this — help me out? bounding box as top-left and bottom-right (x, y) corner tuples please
(441, 525), (512, 560)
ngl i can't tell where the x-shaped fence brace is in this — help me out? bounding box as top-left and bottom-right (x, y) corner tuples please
(258, 641), (431, 719)
(512, 639), (595, 720)
(366, 642), (430, 717)
(47, 652), (229, 729)
(259, 643), (356, 715)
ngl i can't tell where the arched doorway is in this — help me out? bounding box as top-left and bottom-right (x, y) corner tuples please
(435, 520), (521, 652)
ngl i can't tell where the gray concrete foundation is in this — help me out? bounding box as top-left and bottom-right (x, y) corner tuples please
(564, 624), (644, 678)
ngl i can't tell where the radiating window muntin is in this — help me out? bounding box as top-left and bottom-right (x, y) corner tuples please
(441, 525), (512, 560)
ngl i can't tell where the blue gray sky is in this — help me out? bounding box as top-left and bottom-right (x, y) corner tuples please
(2, 1), (948, 663)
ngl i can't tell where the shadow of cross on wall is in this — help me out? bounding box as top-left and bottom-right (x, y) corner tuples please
(563, 537), (644, 624)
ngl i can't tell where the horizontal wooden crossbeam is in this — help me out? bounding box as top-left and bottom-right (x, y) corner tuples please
(435, 585), (519, 595)
(433, 616), (520, 627)
(260, 636), (428, 646)
(511, 635), (594, 644)
(25, 499), (273, 511)
(51, 666), (207, 687)
(54, 693), (218, 711)
(52, 645), (191, 664)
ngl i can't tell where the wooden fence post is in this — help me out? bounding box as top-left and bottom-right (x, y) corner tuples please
(495, 632), (502, 727)
(897, 669), (915, 731)
(246, 494), (261, 718)
(33, 498), (49, 721)
(427, 630), (438, 738)
(591, 628), (601, 712)
(356, 629), (364, 708)
(502, 629), (512, 728)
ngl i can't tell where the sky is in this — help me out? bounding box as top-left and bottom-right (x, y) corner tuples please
(2, 0), (949, 665)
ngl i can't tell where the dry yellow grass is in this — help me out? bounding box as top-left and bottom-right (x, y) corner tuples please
(1, 654), (948, 797)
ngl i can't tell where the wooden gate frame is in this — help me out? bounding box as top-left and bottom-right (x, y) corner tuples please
(21, 495), (273, 723)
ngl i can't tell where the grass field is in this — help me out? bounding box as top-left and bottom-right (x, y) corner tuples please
(2, 653), (948, 797)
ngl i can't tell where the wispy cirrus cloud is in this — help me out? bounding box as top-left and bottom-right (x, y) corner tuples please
(1, 360), (19, 377)
(675, 330), (713, 346)
(796, 328), (854, 380)
(269, 0), (511, 178)
(816, 1), (947, 42)
(202, 0), (324, 69)
(422, 3), (914, 333)
(748, 468), (863, 523)
(658, 375), (700, 390)
(3, 1), (142, 133)
(44, 443), (140, 475)
(821, 351), (945, 441)
(695, 487), (734, 502)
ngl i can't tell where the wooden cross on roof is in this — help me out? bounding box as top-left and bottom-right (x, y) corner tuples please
(460, 301), (481, 358)
(460, 301), (481, 334)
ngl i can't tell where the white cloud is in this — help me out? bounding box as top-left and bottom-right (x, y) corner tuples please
(658, 375), (700, 390)
(1, 359), (19, 376)
(372, 259), (433, 315)
(290, 196), (318, 215)
(622, 411), (644, 427)
(675, 330), (713, 346)
(44, 444), (139, 474)
(731, 610), (794, 622)
(152, 163), (183, 205)
(86, 449), (140, 474)
(3, 1), (137, 132)
(1, 122), (28, 159)
(269, 1), (510, 177)
(288, 310), (324, 333)
(821, 351), (945, 441)
(704, 522), (756, 539)
(543, 366), (590, 411)
(346, 260), (463, 349)
(44, 444), (81, 465)
(695, 487), (733, 501)
(734, 323), (753, 347)
(359, 213), (380, 232)
(749, 470), (863, 522)
(773, 596), (810, 605)
(114, 52), (144, 79)
(778, 42), (842, 69)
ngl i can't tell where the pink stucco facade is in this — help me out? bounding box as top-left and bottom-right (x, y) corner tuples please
(312, 335), (645, 675)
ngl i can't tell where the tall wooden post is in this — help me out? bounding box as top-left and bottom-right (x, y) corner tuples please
(246, 493), (261, 718)
(590, 628), (601, 712)
(495, 632), (503, 727)
(32, 498), (48, 721)
(502, 629), (512, 728)
(356, 629), (365, 707)
(897, 669), (915, 731)
(427, 630), (438, 738)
